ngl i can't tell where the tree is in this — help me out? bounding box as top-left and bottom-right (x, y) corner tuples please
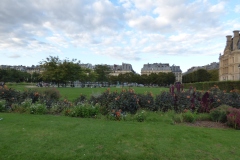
(0, 68), (31, 83)
(197, 69), (210, 82)
(208, 69), (219, 81)
(39, 56), (62, 86)
(39, 56), (83, 87)
(82, 68), (97, 82)
(59, 58), (83, 85)
(94, 65), (111, 82)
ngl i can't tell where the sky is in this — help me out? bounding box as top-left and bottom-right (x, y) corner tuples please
(0, 0), (240, 74)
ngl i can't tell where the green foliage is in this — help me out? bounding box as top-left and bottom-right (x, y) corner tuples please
(208, 69), (219, 81)
(67, 103), (99, 118)
(134, 110), (146, 122)
(29, 103), (47, 114)
(109, 88), (139, 114)
(172, 113), (184, 123)
(137, 92), (156, 111)
(47, 99), (72, 115)
(182, 111), (196, 123)
(14, 98), (32, 113)
(0, 68), (31, 83)
(183, 69), (211, 83)
(94, 65), (111, 82)
(183, 81), (240, 92)
(73, 94), (87, 105)
(210, 105), (232, 122)
(155, 91), (174, 112)
(195, 113), (211, 121)
(39, 56), (83, 86)
(0, 87), (24, 110)
(0, 100), (6, 112)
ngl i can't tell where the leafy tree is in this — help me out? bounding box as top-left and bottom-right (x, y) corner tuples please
(183, 69), (212, 83)
(82, 68), (97, 82)
(39, 56), (83, 87)
(60, 58), (82, 85)
(208, 69), (219, 81)
(197, 69), (210, 82)
(165, 72), (175, 84)
(0, 69), (31, 82)
(94, 65), (111, 82)
(31, 72), (41, 82)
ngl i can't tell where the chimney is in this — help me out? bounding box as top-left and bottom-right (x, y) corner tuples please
(233, 30), (240, 50)
(224, 35), (232, 52)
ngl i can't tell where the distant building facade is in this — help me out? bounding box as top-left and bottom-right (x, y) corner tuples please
(0, 65), (42, 74)
(109, 63), (135, 76)
(171, 65), (182, 82)
(183, 62), (219, 75)
(219, 30), (240, 81)
(79, 63), (94, 70)
(141, 63), (182, 82)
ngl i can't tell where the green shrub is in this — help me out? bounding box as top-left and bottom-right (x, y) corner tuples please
(0, 100), (6, 112)
(20, 98), (32, 108)
(210, 105), (232, 123)
(30, 103), (47, 114)
(68, 103), (99, 118)
(42, 88), (61, 101)
(134, 110), (146, 122)
(172, 113), (184, 123)
(48, 99), (73, 114)
(73, 94), (87, 105)
(155, 91), (174, 112)
(195, 113), (211, 121)
(183, 111), (196, 123)
(227, 108), (240, 129)
(145, 111), (164, 122)
(137, 92), (156, 111)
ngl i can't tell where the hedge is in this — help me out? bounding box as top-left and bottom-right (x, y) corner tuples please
(183, 81), (240, 92)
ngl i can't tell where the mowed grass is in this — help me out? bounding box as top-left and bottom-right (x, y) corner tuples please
(58, 87), (168, 101)
(0, 113), (239, 160)
(7, 83), (169, 101)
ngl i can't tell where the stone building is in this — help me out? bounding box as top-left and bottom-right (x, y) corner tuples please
(26, 65), (42, 74)
(109, 63), (135, 76)
(183, 62), (219, 75)
(79, 63), (94, 70)
(141, 63), (182, 82)
(171, 65), (182, 82)
(219, 30), (240, 81)
(141, 63), (172, 75)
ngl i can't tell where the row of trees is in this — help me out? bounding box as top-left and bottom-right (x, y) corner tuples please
(182, 69), (219, 83)
(109, 72), (175, 86)
(0, 56), (176, 86)
(40, 56), (176, 86)
(0, 69), (41, 83)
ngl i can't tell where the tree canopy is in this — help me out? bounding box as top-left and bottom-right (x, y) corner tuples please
(39, 56), (84, 86)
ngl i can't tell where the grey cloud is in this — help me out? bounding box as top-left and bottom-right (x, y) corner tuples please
(8, 53), (21, 58)
(125, 0), (225, 33)
(0, 0), (126, 51)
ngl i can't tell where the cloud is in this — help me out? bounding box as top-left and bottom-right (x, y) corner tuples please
(8, 53), (21, 58)
(235, 5), (240, 13)
(0, 0), (237, 66)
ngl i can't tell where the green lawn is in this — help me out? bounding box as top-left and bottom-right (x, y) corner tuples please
(0, 113), (239, 160)
(7, 83), (169, 101)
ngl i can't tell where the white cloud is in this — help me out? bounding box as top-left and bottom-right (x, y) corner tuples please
(0, 0), (239, 72)
(235, 5), (240, 13)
